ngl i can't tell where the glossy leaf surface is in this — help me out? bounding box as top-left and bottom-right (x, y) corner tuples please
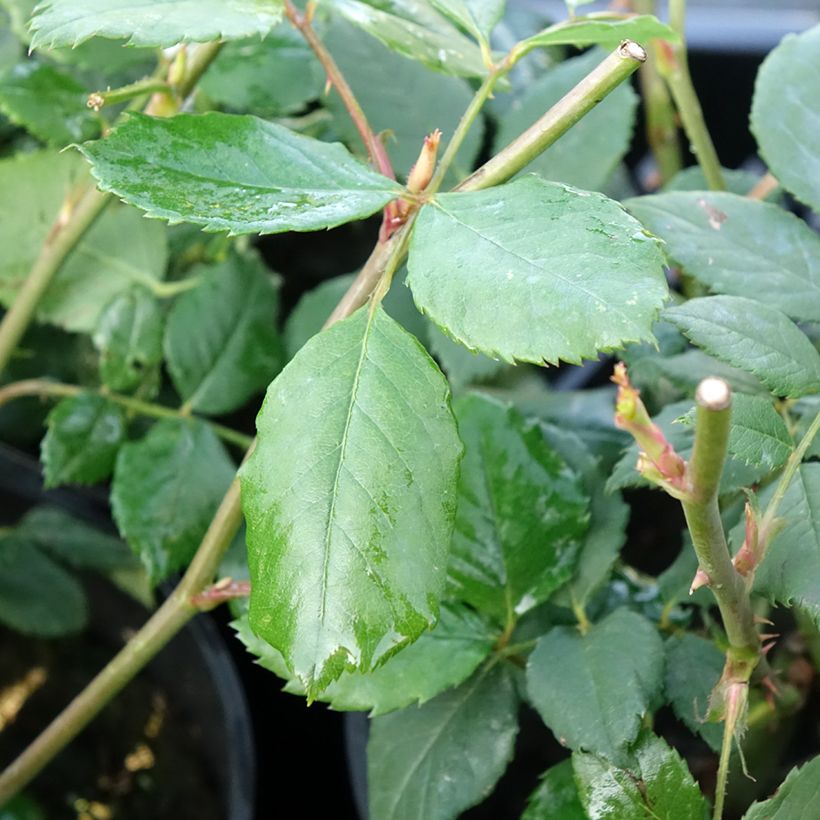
(520, 14), (678, 53)
(240, 306), (462, 697)
(407, 176), (667, 365)
(428, 0), (505, 43)
(79, 112), (402, 235)
(522, 760), (586, 820)
(743, 756), (820, 819)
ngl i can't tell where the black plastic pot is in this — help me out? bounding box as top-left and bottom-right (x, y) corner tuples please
(0, 445), (255, 820)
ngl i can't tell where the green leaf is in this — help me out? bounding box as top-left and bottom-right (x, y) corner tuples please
(326, 0), (488, 78)
(93, 285), (164, 392)
(79, 112), (403, 235)
(17, 506), (137, 572)
(754, 464), (820, 624)
(448, 394), (590, 622)
(751, 23), (820, 211)
(626, 192), (820, 323)
(30, 0), (284, 49)
(427, 0), (505, 44)
(367, 664), (519, 820)
(664, 633), (724, 752)
(0, 794), (46, 820)
(493, 50), (638, 191)
(407, 176), (667, 365)
(284, 273), (356, 359)
(743, 756), (820, 819)
(165, 252), (283, 415)
(520, 14), (679, 53)
(573, 730), (709, 819)
(239, 305), (462, 697)
(0, 151), (169, 333)
(200, 26), (324, 117)
(663, 166), (778, 199)
(323, 18), (484, 179)
(112, 419), (235, 583)
(527, 608), (664, 763)
(0, 535), (87, 636)
(664, 296), (820, 399)
(0, 61), (99, 146)
(427, 324), (505, 390)
(522, 760), (586, 820)
(41, 393), (126, 487)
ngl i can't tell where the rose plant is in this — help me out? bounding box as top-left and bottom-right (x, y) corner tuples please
(0, 0), (818, 818)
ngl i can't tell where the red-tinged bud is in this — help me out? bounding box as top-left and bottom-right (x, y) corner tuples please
(689, 567), (710, 594)
(406, 129), (441, 194)
(612, 362), (689, 497)
(733, 501), (761, 576)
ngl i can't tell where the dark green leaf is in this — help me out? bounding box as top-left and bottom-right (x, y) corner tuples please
(664, 296), (820, 399)
(449, 394), (590, 622)
(0, 793), (46, 820)
(751, 23), (820, 211)
(79, 112), (403, 235)
(627, 192), (820, 323)
(112, 419), (235, 583)
(368, 664), (519, 820)
(743, 755), (820, 819)
(573, 730), (709, 819)
(527, 608), (664, 763)
(323, 18), (484, 179)
(664, 633), (724, 751)
(408, 176), (667, 365)
(327, 0), (487, 78)
(427, 324), (505, 390)
(493, 50), (638, 191)
(240, 306), (462, 697)
(41, 393), (126, 487)
(93, 285), (163, 392)
(284, 273), (356, 359)
(200, 26), (324, 116)
(0, 61), (99, 145)
(30, 0), (284, 48)
(663, 166), (766, 197)
(165, 252), (283, 415)
(0, 536), (87, 636)
(522, 760), (586, 820)
(754, 464), (820, 624)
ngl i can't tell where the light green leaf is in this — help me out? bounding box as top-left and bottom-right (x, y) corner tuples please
(367, 664), (519, 820)
(30, 0), (284, 49)
(0, 536), (87, 636)
(200, 26), (324, 117)
(664, 633), (724, 752)
(323, 18), (484, 179)
(41, 393), (126, 487)
(627, 192), (820, 323)
(79, 112), (403, 235)
(326, 0), (488, 78)
(0, 61), (99, 146)
(527, 608), (664, 763)
(754, 463), (820, 624)
(428, 0), (505, 44)
(493, 50), (638, 191)
(520, 13), (679, 54)
(17, 506), (137, 572)
(112, 419), (235, 583)
(93, 285), (164, 392)
(407, 176), (668, 365)
(743, 756), (820, 819)
(284, 273), (356, 359)
(522, 760), (586, 820)
(751, 23), (820, 211)
(240, 305), (462, 697)
(664, 296), (820, 399)
(448, 394), (590, 622)
(663, 166), (778, 199)
(573, 730), (710, 819)
(427, 324), (505, 390)
(164, 252), (283, 415)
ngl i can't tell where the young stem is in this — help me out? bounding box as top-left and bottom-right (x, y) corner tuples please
(0, 379), (253, 450)
(457, 42), (647, 192)
(284, 0), (394, 180)
(714, 716), (734, 820)
(87, 78), (171, 111)
(680, 379), (758, 654)
(662, 0), (726, 190)
(0, 40), (224, 377)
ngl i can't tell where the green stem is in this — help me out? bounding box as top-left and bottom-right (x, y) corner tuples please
(457, 41), (647, 192)
(680, 379), (758, 654)
(0, 379), (253, 450)
(87, 78), (171, 111)
(713, 713), (734, 820)
(662, 0), (725, 190)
